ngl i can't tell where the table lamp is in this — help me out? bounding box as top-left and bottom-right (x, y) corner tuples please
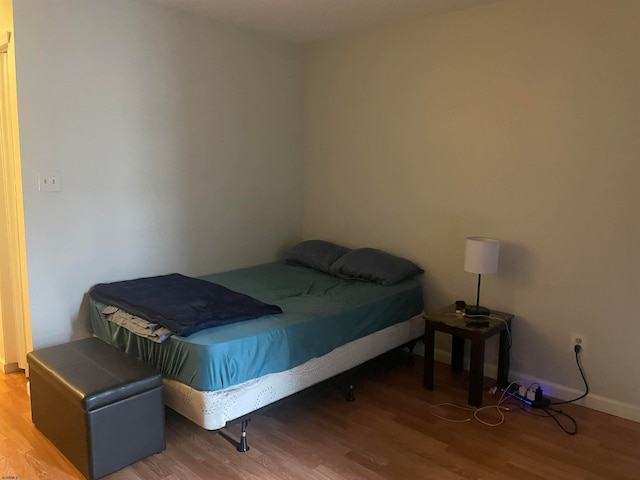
(464, 236), (500, 316)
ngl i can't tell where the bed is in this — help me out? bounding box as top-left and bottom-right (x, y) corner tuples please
(87, 242), (425, 438)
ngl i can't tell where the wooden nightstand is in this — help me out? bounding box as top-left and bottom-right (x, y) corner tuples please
(423, 304), (513, 406)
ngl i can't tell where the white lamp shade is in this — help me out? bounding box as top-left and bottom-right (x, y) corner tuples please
(464, 237), (500, 274)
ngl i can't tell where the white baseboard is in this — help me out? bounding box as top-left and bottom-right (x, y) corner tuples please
(415, 344), (640, 424)
(503, 370), (640, 424)
(1, 360), (20, 374)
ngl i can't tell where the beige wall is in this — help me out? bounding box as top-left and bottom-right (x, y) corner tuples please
(304, 0), (640, 420)
(9, 0), (640, 421)
(12, 0), (304, 348)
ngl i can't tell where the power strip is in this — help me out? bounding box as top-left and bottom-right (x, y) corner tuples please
(502, 384), (550, 409)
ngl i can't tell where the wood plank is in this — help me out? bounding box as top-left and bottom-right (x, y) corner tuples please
(1, 350), (639, 479)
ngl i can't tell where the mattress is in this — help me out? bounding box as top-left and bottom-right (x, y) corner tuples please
(88, 261), (424, 393)
(164, 313), (424, 430)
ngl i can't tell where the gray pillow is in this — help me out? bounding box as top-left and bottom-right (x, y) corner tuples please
(330, 248), (424, 286)
(283, 240), (351, 273)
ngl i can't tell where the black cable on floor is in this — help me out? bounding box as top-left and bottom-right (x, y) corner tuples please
(542, 407), (578, 435)
(505, 398), (578, 435)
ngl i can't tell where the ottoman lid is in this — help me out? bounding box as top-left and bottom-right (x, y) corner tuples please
(28, 337), (163, 411)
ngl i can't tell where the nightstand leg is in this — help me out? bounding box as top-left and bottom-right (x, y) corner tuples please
(423, 324), (435, 389)
(468, 338), (485, 407)
(451, 336), (464, 371)
(497, 329), (510, 389)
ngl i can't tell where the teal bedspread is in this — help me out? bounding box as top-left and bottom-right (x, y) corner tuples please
(88, 262), (423, 392)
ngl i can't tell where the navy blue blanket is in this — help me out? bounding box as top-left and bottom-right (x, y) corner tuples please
(89, 273), (282, 337)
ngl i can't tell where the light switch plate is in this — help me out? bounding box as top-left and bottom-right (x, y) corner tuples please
(38, 170), (61, 192)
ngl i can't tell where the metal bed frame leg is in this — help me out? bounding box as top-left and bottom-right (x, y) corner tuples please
(237, 419), (250, 452)
(406, 340), (417, 366)
(345, 384), (356, 402)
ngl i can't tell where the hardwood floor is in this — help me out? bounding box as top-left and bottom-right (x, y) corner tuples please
(2, 352), (639, 479)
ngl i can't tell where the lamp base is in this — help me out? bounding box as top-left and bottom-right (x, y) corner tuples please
(464, 305), (490, 316)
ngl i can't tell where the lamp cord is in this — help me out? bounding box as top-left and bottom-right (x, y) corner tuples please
(550, 348), (589, 405)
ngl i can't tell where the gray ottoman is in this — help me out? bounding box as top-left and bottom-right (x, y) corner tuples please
(27, 337), (165, 480)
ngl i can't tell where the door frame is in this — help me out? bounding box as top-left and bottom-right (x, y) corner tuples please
(0, 30), (32, 371)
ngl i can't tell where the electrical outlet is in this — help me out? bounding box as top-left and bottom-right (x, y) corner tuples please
(570, 332), (587, 354)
